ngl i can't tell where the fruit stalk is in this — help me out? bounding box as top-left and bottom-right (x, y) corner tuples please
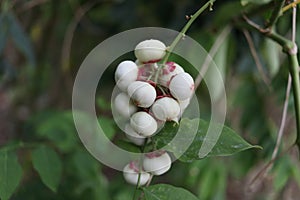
(155, 0), (216, 83)
(132, 138), (148, 200)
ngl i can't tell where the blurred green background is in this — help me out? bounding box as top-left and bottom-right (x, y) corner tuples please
(1, 0), (300, 199)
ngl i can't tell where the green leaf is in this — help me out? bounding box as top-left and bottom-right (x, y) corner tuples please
(142, 184), (198, 200)
(70, 149), (100, 180)
(153, 118), (261, 162)
(115, 140), (141, 153)
(273, 157), (291, 191)
(31, 146), (62, 192)
(68, 149), (109, 200)
(35, 111), (79, 153)
(291, 163), (300, 188)
(98, 116), (116, 139)
(197, 160), (227, 200)
(198, 166), (216, 200)
(0, 150), (23, 200)
(241, 0), (272, 6)
(96, 97), (111, 111)
(261, 38), (280, 77)
(7, 12), (35, 66)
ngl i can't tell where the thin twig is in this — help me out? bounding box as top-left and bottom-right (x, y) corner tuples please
(243, 14), (294, 52)
(242, 29), (271, 86)
(194, 26), (231, 89)
(282, 0), (300, 13)
(272, 75), (292, 160)
(161, 0), (216, 65)
(146, 174), (153, 187)
(242, 14), (268, 33)
(247, 72), (292, 194)
(61, 1), (97, 72)
(247, 2), (297, 192)
(266, 0), (285, 28)
(292, 2), (297, 43)
(247, 144), (295, 193)
(154, 0), (216, 83)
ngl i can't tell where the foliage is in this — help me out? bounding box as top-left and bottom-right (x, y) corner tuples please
(0, 0), (300, 199)
(153, 118), (260, 162)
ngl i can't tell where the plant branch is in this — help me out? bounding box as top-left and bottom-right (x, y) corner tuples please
(266, 0), (285, 28)
(282, 0), (300, 13)
(243, 15), (295, 53)
(288, 53), (300, 149)
(247, 144), (295, 193)
(272, 75), (292, 160)
(154, 0), (215, 84)
(161, 0), (216, 65)
(242, 8), (300, 154)
(242, 29), (271, 86)
(132, 138), (149, 200)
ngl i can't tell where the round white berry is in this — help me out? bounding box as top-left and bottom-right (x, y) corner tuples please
(124, 124), (146, 146)
(123, 161), (150, 186)
(151, 97), (180, 121)
(130, 111), (157, 137)
(135, 59), (143, 67)
(178, 98), (190, 115)
(115, 60), (138, 91)
(143, 151), (172, 175)
(127, 81), (156, 108)
(114, 93), (137, 118)
(134, 39), (166, 63)
(169, 72), (194, 101)
(137, 63), (158, 81)
(158, 62), (184, 87)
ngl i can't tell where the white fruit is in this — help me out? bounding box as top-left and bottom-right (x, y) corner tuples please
(158, 62), (184, 87)
(178, 98), (190, 115)
(151, 97), (180, 121)
(137, 63), (158, 81)
(130, 112), (157, 137)
(124, 124), (146, 146)
(114, 93), (137, 118)
(135, 59), (143, 67)
(127, 81), (156, 108)
(134, 39), (166, 63)
(123, 161), (150, 186)
(143, 151), (172, 175)
(115, 60), (138, 91)
(169, 72), (194, 101)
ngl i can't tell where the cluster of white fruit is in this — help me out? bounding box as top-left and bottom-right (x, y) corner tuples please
(113, 39), (194, 185)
